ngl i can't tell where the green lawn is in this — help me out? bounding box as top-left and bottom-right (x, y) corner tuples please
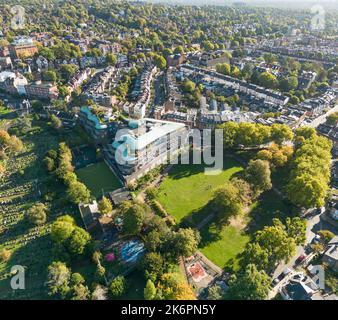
(156, 157), (243, 224)
(199, 223), (250, 270)
(76, 162), (122, 198)
(156, 156), (293, 270)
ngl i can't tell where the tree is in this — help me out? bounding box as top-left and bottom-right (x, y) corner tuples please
(43, 156), (55, 172)
(173, 46), (184, 54)
(258, 71), (278, 89)
(94, 264), (106, 284)
(50, 114), (62, 130)
(0, 130), (23, 156)
(71, 283), (90, 300)
(263, 53), (277, 64)
(255, 219), (296, 267)
(92, 284), (108, 300)
(0, 248), (11, 262)
(110, 276), (127, 298)
(106, 53), (117, 66)
(241, 242), (270, 271)
(285, 217), (306, 245)
(295, 127), (316, 140)
(98, 196), (112, 215)
(42, 70), (58, 82)
(71, 272), (85, 285)
(67, 180), (91, 204)
(27, 203), (48, 226)
(122, 203), (148, 235)
(169, 228), (200, 258)
(60, 64), (77, 82)
(154, 54), (166, 69)
(68, 227), (91, 255)
(142, 252), (166, 282)
(245, 160), (272, 195)
(51, 215), (76, 244)
(46, 261), (71, 298)
(70, 272), (90, 300)
(270, 124), (293, 144)
(258, 143), (293, 169)
(158, 273), (196, 300)
(216, 63), (231, 75)
(0, 163), (5, 178)
(227, 264), (271, 300)
(287, 133), (331, 208)
(287, 173), (328, 208)
(208, 284), (223, 300)
(231, 178), (253, 206)
(218, 121), (239, 148)
(236, 123), (271, 147)
(144, 279), (157, 300)
(279, 76), (298, 92)
(162, 48), (173, 57)
(182, 80), (196, 93)
(202, 40), (215, 51)
(213, 183), (243, 223)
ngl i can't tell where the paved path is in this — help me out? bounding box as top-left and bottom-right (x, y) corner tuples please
(195, 251), (223, 275)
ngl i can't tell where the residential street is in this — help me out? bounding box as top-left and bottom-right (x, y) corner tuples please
(269, 211), (338, 299)
(307, 104), (338, 128)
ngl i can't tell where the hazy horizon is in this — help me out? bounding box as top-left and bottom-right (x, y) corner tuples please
(147, 0), (338, 10)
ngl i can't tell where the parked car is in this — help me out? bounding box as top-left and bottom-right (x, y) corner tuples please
(312, 234), (321, 244)
(305, 244), (313, 254)
(291, 273), (305, 282)
(271, 278), (280, 287)
(316, 207), (325, 215)
(295, 254), (307, 265)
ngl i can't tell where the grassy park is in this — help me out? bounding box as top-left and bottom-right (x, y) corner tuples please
(156, 157), (291, 270)
(76, 161), (122, 198)
(156, 157), (243, 224)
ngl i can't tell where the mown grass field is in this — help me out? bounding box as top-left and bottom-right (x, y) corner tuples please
(76, 161), (122, 198)
(156, 157), (243, 224)
(156, 158), (291, 270)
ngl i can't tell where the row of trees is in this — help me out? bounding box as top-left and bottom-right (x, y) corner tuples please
(44, 143), (91, 204)
(218, 122), (293, 148)
(286, 128), (332, 208)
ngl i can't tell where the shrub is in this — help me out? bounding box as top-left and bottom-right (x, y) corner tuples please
(146, 187), (158, 200)
(150, 200), (167, 217)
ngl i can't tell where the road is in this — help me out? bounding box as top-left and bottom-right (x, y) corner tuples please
(306, 104), (338, 128)
(146, 71), (165, 118)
